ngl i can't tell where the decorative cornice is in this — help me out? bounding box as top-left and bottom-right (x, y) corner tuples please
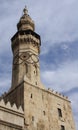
(0, 119), (23, 129)
(11, 30), (41, 43)
(11, 30), (41, 53)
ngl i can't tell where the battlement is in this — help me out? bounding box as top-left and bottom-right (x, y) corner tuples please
(0, 99), (24, 129)
(47, 88), (68, 100)
(0, 99), (23, 114)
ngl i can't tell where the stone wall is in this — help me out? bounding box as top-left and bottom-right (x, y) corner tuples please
(0, 99), (24, 130)
(2, 82), (24, 109)
(24, 81), (75, 130)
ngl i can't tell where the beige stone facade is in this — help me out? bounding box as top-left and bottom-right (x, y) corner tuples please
(0, 99), (24, 130)
(24, 82), (75, 130)
(0, 7), (76, 130)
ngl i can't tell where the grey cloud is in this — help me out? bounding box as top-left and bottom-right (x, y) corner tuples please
(41, 60), (78, 92)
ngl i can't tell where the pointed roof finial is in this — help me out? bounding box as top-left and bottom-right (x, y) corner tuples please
(23, 6), (28, 15)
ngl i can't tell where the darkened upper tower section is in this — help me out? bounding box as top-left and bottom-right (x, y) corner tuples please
(17, 6), (35, 31)
(11, 6), (41, 53)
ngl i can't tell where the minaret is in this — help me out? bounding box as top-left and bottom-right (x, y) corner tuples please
(2, 7), (76, 130)
(11, 7), (41, 89)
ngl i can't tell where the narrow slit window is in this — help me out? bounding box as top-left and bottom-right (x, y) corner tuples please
(31, 94), (33, 98)
(58, 108), (62, 117)
(35, 82), (37, 85)
(34, 65), (37, 76)
(43, 111), (46, 116)
(32, 116), (34, 121)
(61, 125), (65, 130)
(25, 63), (28, 73)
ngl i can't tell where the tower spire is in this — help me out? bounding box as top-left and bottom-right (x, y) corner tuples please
(23, 6), (28, 15)
(17, 6), (35, 31)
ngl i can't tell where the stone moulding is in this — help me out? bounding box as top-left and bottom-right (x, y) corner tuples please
(0, 119), (23, 129)
(0, 99), (24, 128)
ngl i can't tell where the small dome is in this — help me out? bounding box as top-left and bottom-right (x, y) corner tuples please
(17, 6), (35, 31)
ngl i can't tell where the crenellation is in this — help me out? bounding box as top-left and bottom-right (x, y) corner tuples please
(0, 99), (23, 113)
(47, 88), (69, 100)
(0, 92), (8, 100)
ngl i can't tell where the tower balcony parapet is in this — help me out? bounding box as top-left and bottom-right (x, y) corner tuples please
(11, 30), (41, 53)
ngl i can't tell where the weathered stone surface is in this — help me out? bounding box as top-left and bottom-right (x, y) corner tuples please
(0, 99), (24, 130)
(24, 81), (75, 130)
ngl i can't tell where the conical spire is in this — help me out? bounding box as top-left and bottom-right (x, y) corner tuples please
(17, 6), (35, 31)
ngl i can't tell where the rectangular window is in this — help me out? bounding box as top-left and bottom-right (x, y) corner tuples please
(25, 63), (28, 73)
(61, 125), (65, 130)
(43, 111), (46, 115)
(30, 94), (33, 98)
(58, 108), (62, 117)
(32, 116), (34, 121)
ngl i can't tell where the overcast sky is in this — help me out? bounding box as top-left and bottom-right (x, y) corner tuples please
(0, 0), (78, 129)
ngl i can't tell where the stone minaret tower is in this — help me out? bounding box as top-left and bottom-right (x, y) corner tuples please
(4, 7), (75, 130)
(11, 7), (43, 89)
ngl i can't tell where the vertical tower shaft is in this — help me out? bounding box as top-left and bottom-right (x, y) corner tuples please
(11, 7), (41, 89)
